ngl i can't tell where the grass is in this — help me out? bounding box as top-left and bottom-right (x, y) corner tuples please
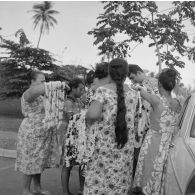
(0, 98), (23, 118)
(0, 98), (23, 132)
(0, 116), (22, 132)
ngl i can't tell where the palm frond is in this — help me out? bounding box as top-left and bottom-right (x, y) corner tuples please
(47, 10), (59, 15)
(43, 19), (50, 33)
(48, 15), (57, 24)
(44, 1), (52, 10)
(33, 15), (42, 30)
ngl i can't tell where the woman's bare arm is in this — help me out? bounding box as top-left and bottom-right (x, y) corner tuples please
(24, 83), (45, 102)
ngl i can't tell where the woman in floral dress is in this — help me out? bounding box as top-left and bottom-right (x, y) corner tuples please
(61, 78), (85, 195)
(132, 69), (181, 195)
(15, 71), (69, 195)
(84, 58), (139, 195)
(78, 63), (111, 194)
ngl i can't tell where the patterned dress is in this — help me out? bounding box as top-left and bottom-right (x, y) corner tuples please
(134, 76), (159, 148)
(133, 97), (181, 195)
(63, 96), (82, 167)
(133, 76), (159, 177)
(63, 90), (95, 168)
(15, 94), (60, 175)
(84, 86), (138, 195)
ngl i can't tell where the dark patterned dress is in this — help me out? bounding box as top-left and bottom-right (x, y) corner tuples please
(63, 96), (81, 167)
(84, 86), (138, 195)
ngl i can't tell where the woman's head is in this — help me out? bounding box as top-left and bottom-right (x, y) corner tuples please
(30, 70), (45, 85)
(68, 78), (84, 98)
(158, 68), (177, 93)
(85, 70), (95, 87)
(109, 58), (128, 83)
(91, 62), (109, 90)
(109, 58), (128, 149)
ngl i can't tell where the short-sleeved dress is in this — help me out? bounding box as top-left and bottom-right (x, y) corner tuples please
(133, 96), (181, 195)
(63, 90), (96, 167)
(84, 86), (138, 195)
(63, 95), (82, 167)
(15, 94), (60, 175)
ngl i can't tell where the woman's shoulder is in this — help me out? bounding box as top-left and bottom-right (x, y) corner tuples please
(169, 98), (182, 113)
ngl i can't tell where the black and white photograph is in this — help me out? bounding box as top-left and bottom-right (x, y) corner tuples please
(0, 1), (195, 195)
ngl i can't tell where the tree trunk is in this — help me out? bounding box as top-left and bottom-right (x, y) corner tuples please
(151, 13), (162, 73)
(37, 23), (43, 48)
(152, 34), (162, 73)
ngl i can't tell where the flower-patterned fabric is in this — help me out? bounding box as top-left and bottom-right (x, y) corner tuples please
(134, 76), (159, 148)
(15, 97), (58, 174)
(15, 82), (68, 175)
(133, 96), (181, 195)
(84, 86), (138, 195)
(63, 89), (97, 167)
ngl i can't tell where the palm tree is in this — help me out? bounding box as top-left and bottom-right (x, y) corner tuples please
(30, 1), (59, 48)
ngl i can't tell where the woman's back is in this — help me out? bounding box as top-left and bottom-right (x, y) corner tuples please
(21, 90), (45, 119)
(84, 84), (139, 195)
(92, 84), (138, 150)
(150, 97), (181, 134)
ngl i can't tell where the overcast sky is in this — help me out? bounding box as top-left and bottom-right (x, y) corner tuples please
(0, 1), (195, 87)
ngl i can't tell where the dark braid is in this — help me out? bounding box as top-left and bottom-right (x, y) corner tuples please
(115, 80), (127, 149)
(109, 58), (128, 149)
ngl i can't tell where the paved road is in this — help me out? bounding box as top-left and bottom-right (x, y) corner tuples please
(0, 157), (80, 195)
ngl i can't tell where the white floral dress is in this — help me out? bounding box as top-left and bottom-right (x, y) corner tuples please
(15, 94), (60, 175)
(84, 86), (138, 195)
(133, 97), (181, 195)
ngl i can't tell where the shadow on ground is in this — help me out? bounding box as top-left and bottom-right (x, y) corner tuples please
(0, 157), (80, 195)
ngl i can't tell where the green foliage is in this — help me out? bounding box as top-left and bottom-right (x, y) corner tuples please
(0, 36), (57, 99)
(88, 1), (195, 70)
(15, 29), (30, 46)
(170, 2), (195, 64)
(0, 32), (89, 99)
(49, 65), (89, 84)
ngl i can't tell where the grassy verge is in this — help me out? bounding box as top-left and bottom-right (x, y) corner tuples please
(0, 116), (23, 133)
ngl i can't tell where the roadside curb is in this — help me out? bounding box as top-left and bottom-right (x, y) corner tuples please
(0, 148), (16, 158)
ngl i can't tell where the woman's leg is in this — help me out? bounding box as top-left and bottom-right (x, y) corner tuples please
(78, 165), (85, 194)
(33, 174), (50, 195)
(61, 165), (73, 195)
(33, 173), (42, 192)
(22, 174), (34, 195)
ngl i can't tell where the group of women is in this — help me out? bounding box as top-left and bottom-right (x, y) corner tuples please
(15, 58), (183, 195)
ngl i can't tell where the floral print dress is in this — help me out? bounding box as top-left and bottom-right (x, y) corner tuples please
(84, 86), (138, 195)
(15, 93), (60, 175)
(133, 97), (181, 195)
(63, 96), (82, 167)
(63, 90), (96, 168)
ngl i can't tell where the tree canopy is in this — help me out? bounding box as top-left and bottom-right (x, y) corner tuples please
(0, 34), (58, 99)
(88, 1), (195, 72)
(0, 30), (89, 99)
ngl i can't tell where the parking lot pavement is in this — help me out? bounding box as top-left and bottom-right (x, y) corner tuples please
(0, 157), (80, 195)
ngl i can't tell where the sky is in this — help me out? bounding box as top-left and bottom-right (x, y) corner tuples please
(0, 1), (195, 88)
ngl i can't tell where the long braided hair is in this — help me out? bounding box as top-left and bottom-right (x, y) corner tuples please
(109, 58), (128, 149)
